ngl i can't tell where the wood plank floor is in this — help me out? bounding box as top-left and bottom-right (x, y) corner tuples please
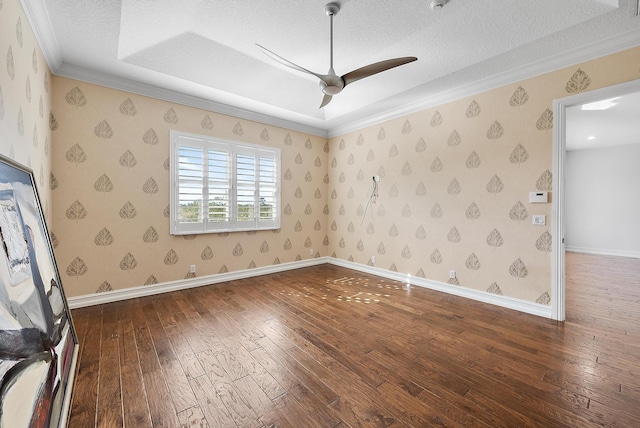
(68, 252), (640, 427)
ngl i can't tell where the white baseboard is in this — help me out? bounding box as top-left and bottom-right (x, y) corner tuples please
(326, 259), (553, 319)
(67, 257), (330, 309)
(68, 256), (552, 319)
(566, 246), (640, 259)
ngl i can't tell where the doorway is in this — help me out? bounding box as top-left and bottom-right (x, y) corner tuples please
(552, 78), (640, 321)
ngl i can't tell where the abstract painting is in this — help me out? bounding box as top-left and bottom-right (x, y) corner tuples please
(0, 156), (78, 427)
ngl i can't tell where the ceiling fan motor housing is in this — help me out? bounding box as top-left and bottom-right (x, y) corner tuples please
(320, 72), (344, 95)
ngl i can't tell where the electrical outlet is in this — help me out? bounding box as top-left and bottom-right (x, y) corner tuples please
(449, 270), (456, 279)
(190, 264), (196, 273)
(374, 175), (380, 182)
(371, 255), (376, 264)
(309, 249), (314, 255)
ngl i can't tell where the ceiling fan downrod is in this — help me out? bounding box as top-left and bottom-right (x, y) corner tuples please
(320, 2), (343, 96)
(326, 2), (340, 72)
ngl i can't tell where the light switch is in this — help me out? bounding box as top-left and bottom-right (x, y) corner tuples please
(532, 215), (546, 226)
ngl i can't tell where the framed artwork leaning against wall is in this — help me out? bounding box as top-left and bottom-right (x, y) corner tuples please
(0, 155), (78, 427)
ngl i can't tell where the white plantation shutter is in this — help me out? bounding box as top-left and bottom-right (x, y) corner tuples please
(258, 152), (278, 226)
(207, 148), (230, 223)
(235, 150), (256, 223)
(177, 146), (203, 223)
(170, 131), (280, 234)
(174, 135), (206, 232)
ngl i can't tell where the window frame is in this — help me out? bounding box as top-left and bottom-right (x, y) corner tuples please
(170, 130), (281, 235)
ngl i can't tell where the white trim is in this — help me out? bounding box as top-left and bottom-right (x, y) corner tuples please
(49, 31), (640, 141)
(69, 255), (552, 318)
(22, 0), (640, 140)
(329, 28), (640, 137)
(67, 257), (328, 308)
(552, 78), (640, 322)
(170, 131), (281, 235)
(326, 259), (553, 319)
(552, 96), (567, 322)
(566, 246), (640, 259)
(54, 63), (329, 138)
(19, 0), (62, 70)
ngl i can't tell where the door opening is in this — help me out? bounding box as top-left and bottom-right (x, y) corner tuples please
(552, 78), (640, 321)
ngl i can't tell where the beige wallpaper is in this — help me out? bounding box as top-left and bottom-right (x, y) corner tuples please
(0, 0), (53, 221)
(37, 5), (640, 304)
(51, 78), (328, 297)
(328, 47), (640, 304)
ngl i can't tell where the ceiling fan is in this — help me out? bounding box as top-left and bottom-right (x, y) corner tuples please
(256, 2), (417, 108)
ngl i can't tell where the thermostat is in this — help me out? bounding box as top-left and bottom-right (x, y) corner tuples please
(529, 191), (548, 203)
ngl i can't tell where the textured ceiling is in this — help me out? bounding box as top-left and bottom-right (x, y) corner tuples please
(28, 0), (640, 133)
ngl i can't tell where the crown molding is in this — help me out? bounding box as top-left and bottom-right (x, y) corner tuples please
(328, 27), (640, 138)
(19, 0), (62, 70)
(22, 0), (640, 140)
(20, 0), (327, 137)
(55, 63), (329, 138)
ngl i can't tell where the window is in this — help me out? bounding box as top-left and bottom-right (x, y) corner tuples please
(170, 130), (280, 234)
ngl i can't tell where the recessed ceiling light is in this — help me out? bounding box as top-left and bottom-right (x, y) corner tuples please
(587, 135), (596, 140)
(581, 97), (620, 111)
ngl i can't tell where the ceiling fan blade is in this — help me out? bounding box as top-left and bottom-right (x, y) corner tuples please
(342, 57), (417, 86)
(256, 43), (323, 79)
(320, 94), (332, 108)
(258, 3), (417, 108)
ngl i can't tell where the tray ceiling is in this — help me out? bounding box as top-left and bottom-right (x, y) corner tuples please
(24, 0), (640, 134)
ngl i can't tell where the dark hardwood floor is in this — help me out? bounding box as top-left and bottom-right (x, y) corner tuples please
(68, 252), (640, 427)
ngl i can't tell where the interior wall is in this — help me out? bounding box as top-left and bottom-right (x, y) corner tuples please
(0, 0), (53, 221)
(328, 46), (640, 305)
(51, 77), (328, 297)
(565, 143), (640, 257)
(20, 0), (640, 303)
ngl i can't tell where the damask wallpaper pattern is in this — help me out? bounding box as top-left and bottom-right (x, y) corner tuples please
(51, 77), (328, 297)
(5, 0), (640, 304)
(0, 0), (52, 221)
(327, 48), (640, 304)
